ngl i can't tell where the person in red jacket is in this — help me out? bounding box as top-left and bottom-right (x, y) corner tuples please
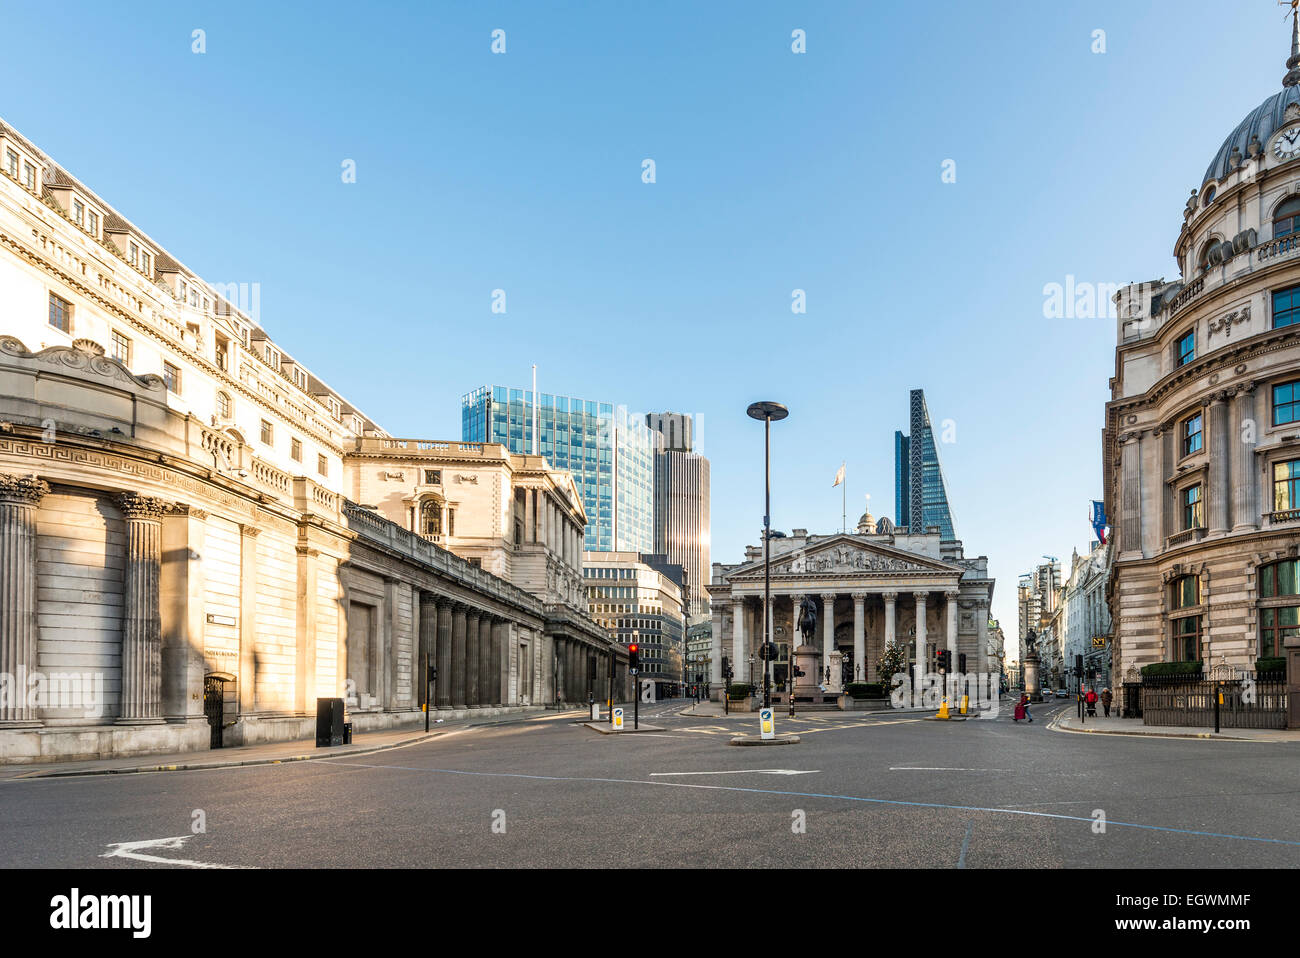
(1085, 687), (1098, 717)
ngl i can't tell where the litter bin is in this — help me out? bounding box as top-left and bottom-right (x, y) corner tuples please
(316, 697), (345, 747)
(343, 722), (353, 744)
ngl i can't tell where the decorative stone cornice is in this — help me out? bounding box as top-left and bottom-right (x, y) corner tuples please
(0, 472), (50, 505)
(1, 335), (164, 393)
(114, 493), (170, 520)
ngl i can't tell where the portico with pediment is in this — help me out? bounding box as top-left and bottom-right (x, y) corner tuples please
(708, 526), (994, 701)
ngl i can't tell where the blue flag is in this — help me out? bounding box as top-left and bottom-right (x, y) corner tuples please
(1090, 501), (1107, 545)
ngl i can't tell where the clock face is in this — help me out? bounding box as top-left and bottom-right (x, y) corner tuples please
(1275, 126), (1300, 159)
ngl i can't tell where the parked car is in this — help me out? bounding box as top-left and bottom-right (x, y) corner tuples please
(1055, 688), (1069, 698)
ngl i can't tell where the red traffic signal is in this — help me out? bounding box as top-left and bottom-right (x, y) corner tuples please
(628, 643), (640, 670)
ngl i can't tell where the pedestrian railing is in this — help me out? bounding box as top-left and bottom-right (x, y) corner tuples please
(1140, 672), (1287, 729)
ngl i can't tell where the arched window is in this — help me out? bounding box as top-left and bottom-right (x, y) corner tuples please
(1202, 185), (1216, 206)
(216, 391), (232, 419)
(419, 499), (442, 537)
(1275, 197), (1300, 239)
(1259, 559), (1299, 659)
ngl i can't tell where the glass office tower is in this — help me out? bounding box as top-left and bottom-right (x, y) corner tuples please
(893, 388), (957, 540)
(462, 385), (653, 553)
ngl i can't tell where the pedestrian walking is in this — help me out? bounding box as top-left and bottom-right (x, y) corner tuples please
(1014, 692), (1032, 723)
(1100, 687), (1112, 717)
(1085, 687), (1098, 717)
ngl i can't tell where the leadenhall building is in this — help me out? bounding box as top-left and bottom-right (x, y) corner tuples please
(0, 116), (624, 763)
(1104, 22), (1300, 699)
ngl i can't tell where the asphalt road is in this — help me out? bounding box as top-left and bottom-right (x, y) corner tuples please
(3, 698), (1298, 868)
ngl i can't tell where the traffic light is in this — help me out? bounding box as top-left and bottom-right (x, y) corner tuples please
(721, 655), (730, 679)
(958, 653), (967, 675)
(628, 643), (640, 671)
(937, 650), (951, 674)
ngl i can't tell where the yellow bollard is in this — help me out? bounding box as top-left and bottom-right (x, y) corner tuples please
(937, 697), (950, 720)
(960, 694), (968, 715)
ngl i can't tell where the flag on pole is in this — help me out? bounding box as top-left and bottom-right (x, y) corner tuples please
(832, 462), (845, 487)
(1090, 500), (1107, 545)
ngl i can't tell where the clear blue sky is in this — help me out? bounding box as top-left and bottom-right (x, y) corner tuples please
(1, 1), (1289, 647)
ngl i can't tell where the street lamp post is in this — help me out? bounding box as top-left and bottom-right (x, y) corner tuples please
(747, 400), (788, 711)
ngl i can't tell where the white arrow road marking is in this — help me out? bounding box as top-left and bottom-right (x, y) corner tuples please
(650, 769), (820, 777)
(100, 835), (247, 869)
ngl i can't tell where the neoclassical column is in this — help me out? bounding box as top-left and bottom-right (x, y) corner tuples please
(883, 591), (898, 648)
(1231, 383), (1259, 531)
(913, 591), (928, 693)
(466, 609), (483, 706)
(851, 592), (866, 683)
(419, 593), (438, 711)
(945, 590), (959, 659)
(820, 593), (836, 675)
(0, 474), (48, 727)
(1119, 432), (1142, 555)
(1208, 392), (1231, 535)
(116, 493), (169, 724)
(731, 596), (745, 684)
(451, 601), (468, 709)
(478, 612), (494, 704)
(436, 598), (453, 707)
(975, 601), (990, 674)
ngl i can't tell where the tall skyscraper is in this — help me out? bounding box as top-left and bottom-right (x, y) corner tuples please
(462, 385), (653, 552)
(646, 412), (711, 620)
(893, 388), (957, 540)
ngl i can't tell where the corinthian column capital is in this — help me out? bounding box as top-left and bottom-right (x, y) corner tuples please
(115, 493), (171, 520)
(0, 473), (49, 506)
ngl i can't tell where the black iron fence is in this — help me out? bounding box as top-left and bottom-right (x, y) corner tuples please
(1140, 672), (1288, 729)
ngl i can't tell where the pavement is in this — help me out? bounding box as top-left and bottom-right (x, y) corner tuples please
(0, 706), (585, 781)
(3, 696), (1298, 868)
(1052, 710), (1300, 743)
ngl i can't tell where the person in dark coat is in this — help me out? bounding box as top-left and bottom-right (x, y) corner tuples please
(1100, 687), (1112, 717)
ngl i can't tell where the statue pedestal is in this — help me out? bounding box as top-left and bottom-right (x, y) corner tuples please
(826, 651), (844, 694)
(792, 645), (820, 699)
(1024, 652), (1042, 703)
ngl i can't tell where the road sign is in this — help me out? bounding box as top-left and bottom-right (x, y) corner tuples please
(759, 707), (775, 740)
(1091, 636), (1107, 648)
(612, 707), (624, 731)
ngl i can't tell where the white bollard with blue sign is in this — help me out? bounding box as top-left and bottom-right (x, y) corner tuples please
(759, 707), (775, 740)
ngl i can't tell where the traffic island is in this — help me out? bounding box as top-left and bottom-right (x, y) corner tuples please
(729, 734), (801, 746)
(582, 722), (666, 734)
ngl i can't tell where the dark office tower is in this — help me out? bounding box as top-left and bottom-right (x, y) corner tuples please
(893, 389), (957, 540)
(646, 412), (711, 621)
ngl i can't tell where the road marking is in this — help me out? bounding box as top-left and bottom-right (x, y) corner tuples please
(889, 767), (1014, 772)
(322, 762), (1300, 850)
(649, 769), (819, 777)
(957, 822), (973, 869)
(100, 835), (247, 869)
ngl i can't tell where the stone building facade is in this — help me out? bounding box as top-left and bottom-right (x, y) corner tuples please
(1104, 29), (1300, 697)
(708, 518), (993, 697)
(0, 116), (625, 763)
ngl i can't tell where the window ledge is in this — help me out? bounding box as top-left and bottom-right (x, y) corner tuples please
(1266, 509), (1300, 526)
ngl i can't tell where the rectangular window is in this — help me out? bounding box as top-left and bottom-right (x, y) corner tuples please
(1172, 615), (1201, 662)
(1274, 381), (1300, 426)
(1260, 606), (1299, 658)
(47, 292), (72, 333)
(87, 210), (98, 235)
(1182, 484), (1203, 530)
(23, 161), (35, 190)
(1182, 413), (1203, 457)
(260, 420), (273, 445)
(424, 469), (441, 485)
(141, 250), (151, 274)
(72, 199), (84, 226)
(127, 241), (139, 267)
(1274, 459), (1300, 512)
(162, 361), (181, 394)
(4, 149), (16, 177)
(1176, 330), (1195, 366)
(290, 438), (302, 462)
(110, 330), (131, 365)
(1274, 283), (1300, 329)
(317, 453), (327, 477)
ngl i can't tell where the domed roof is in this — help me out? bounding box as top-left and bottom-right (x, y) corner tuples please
(1202, 85), (1300, 185)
